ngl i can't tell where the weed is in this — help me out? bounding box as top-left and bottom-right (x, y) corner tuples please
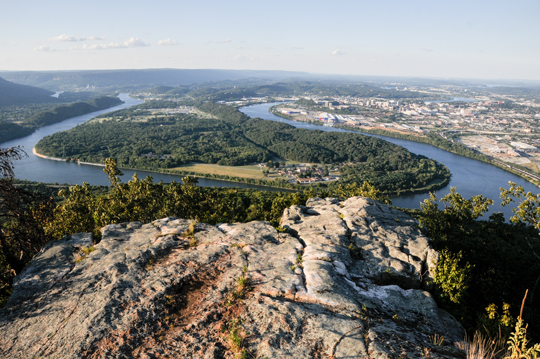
(339, 213), (345, 219)
(504, 290), (540, 359)
(226, 319), (250, 359)
(226, 271), (251, 306)
(276, 226), (287, 233)
(146, 257), (155, 271)
(348, 243), (363, 260)
(74, 245), (95, 263)
(290, 265), (296, 271)
(81, 246), (95, 255)
(429, 333), (445, 346)
(391, 314), (401, 323)
(459, 331), (499, 359)
(184, 220), (197, 236)
(505, 319), (540, 358)
(189, 237), (198, 247)
(296, 253), (303, 266)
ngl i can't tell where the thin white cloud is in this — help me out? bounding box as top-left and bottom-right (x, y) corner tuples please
(219, 39), (231, 43)
(82, 37), (149, 50)
(48, 34), (104, 42)
(332, 49), (344, 56)
(35, 46), (57, 52)
(157, 39), (178, 46)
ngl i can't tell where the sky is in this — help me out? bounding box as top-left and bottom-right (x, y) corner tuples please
(1, 0), (539, 80)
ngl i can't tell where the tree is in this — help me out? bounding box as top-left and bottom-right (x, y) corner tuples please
(0, 147), (54, 305)
(501, 181), (540, 313)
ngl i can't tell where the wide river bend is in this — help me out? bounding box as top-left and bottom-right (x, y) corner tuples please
(1, 95), (538, 219)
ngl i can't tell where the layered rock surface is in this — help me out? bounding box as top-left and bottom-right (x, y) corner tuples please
(0, 197), (465, 358)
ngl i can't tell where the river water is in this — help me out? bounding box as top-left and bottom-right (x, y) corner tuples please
(240, 103), (540, 219)
(1, 94), (279, 191)
(2, 96), (538, 219)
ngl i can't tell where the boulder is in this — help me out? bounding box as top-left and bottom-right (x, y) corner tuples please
(0, 197), (465, 358)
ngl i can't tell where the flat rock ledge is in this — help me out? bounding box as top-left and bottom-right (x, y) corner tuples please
(0, 197), (465, 359)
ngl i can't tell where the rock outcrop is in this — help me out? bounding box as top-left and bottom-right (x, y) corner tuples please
(0, 197), (465, 358)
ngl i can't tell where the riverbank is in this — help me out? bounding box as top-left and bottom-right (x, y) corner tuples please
(32, 147), (295, 191)
(269, 106), (540, 187)
(2, 96), (124, 146)
(346, 126), (540, 187)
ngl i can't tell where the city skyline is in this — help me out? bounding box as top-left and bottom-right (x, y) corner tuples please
(1, 0), (539, 81)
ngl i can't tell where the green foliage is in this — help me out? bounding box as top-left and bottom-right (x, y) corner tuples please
(0, 147), (55, 305)
(331, 181), (392, 205)
(502, 181), (540, 234)
(26, 96), (122, 127)
(479, 302), (515, 339)
(36, 102), (450, 195)
(505, 318), (540, 358)
(415, 187), (540, 338)
(0, 122), (34, 143)
(0, 76), (56, 107)
(433, 250), (472, 305)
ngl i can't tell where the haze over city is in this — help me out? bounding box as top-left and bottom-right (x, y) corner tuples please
(1, 0), (539, 80)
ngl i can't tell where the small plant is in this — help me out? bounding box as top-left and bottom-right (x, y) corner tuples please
(146, 257), (155, 270)
(348, 243), (363, 260)
(391, 314), (401, 323)
(339, 213), (345, 219)
(290, 265), (296, 271)
(226, 319), (250, 359)
(189, 237), (198, 247)
(461, 331), (499, 359)
(226, 271), (251, 306)
(505, 318), (540, 358)
(74, 245), (95, 263)
(184, 220), (197, 236)
(502, 290), (540, 359)
(81, 245), (95, 255)
(276, 226), (287, 233)
(296, 253), (303, 264)
(429, 333), (445, 346)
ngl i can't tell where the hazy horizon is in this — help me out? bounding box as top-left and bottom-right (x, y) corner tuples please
(1, 0), (539, 81)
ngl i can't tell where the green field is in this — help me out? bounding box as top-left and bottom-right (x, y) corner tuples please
(171, 163), (287, 180)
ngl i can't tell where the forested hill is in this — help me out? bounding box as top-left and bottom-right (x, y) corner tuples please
(26, 96), (123, 127)
(0, 96), (123, 144)
(0, 69), (309, 91)
(35, 102), (450, 194)
(0, 77), (56, 107)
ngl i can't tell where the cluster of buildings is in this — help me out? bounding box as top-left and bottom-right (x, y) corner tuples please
(258, 162), (341, 184)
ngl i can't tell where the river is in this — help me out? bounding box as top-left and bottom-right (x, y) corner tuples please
(240, 103), (540, 220)
(2, 96), (539, 219)
(0, 94), (281, 191)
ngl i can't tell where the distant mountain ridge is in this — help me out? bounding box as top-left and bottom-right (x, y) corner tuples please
(0, 69), (311, 91)
(0, 77), (56, 107)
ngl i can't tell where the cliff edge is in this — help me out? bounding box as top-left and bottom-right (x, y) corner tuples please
(0, 197), (465, 358)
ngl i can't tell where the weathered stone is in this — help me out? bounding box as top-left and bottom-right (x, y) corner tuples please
(0, 197), (465, 359)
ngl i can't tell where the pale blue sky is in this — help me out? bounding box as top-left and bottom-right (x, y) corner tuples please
(1, 0), (539, 80)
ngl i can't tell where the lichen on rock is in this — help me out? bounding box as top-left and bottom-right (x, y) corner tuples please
(0, 197), (465, 358)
